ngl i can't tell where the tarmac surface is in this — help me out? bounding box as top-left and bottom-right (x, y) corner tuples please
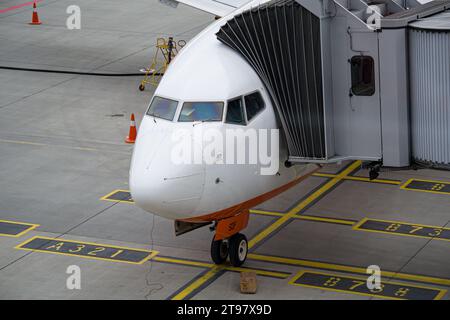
(0, 0), (449, 300)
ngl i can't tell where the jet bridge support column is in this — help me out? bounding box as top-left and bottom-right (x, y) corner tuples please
(378, 29), (410, 167)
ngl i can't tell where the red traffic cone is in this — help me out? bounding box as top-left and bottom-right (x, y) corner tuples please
(125, 113), (137, 144)
(29, 2), (42, 25)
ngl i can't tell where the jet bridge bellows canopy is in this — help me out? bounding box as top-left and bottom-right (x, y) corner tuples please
(216, 0), (325, 160)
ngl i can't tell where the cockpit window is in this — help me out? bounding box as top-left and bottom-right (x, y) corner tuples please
(226, 97), (246, 125)
(244, 91), (265, 121)
(146, 96), (178, 121)
(178, 102), (224, 122)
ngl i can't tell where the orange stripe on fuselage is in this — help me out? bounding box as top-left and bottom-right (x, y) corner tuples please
(178, 165), (321, 223)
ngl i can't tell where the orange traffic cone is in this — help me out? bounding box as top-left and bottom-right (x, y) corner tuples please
(29, 2), (42, 25)
(125, 113), (137, 144)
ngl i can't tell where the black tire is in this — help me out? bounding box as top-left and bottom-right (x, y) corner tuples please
(211, 239), (228, 264)
(228, 233), (248, 267)
(139, 84), (145, 91)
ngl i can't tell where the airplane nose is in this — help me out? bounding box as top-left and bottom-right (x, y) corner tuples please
(129, 120), (205, 220)
(130, 167), (205, 220)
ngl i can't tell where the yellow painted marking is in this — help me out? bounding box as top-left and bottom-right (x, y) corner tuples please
(155, 256), (289, 278)
(249, 209), (285, 217)
(0, 138), (129, 154)
(400, 178), (450, 195)
(353, 218), (450, 242)
(0, 139), (45, 146)
(250, 209), (355, 225)
(249, 253), (450, 287)
(289, 270), (447, 300)
(157, 257), (290, 300)
(294, 215), (355, 226)
(224, 266), (290, 278)
(171, 266), (224, 300)
(154, 256), (213, 269)
(435, 288), (449, 300)
(165, 258), (290, 299)
(354, 218), (450, 232)
(248, 161), (362, 249)
(15, 236), (159, 265)
(99, 189), (134, 203)
(313, 172), (401, 185)
(0, 219), (39, 237)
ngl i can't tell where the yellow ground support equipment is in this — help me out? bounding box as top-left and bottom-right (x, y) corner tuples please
(139, 37), (186, 91)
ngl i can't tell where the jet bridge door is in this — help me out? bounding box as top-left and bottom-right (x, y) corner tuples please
(331, 18), (382, 161)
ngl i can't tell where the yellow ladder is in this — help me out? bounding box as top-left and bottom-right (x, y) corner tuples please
(139, 37), (186, 91)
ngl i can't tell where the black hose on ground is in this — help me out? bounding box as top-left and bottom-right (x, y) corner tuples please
(0, 65), (164, 77)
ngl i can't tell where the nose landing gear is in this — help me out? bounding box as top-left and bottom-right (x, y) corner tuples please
(210, 210), (249, 267)
(211, 233), (248, 267)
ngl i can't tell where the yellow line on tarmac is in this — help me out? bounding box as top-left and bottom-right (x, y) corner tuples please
(162, 255), (291, 300)
(294, 215), (355, 226)
(250, 209), (285, 217)
(156, 255), (290, 278)
(0, 138), (129, 154)
(159, 254), (290, 276)
(313, 173), (401, 185)
(154, 256), (213, 268)
(248, 253), (450, 287)
(171, 266), (224, 300)
(248, 161), (362, 249)
(169, 263), (290, 300)
(224, 266), (289, 278)
(250, 209), (355, 226)
(0, 138), (45, 146)
(99, 189), (134, 203)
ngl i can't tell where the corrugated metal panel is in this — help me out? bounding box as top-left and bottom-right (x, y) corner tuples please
(216, 0), (325, 159)
(409, 27), (450, 167)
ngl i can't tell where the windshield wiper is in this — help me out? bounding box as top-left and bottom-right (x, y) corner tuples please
(192, 119), (214, 127)
(147, 113), (158, 123)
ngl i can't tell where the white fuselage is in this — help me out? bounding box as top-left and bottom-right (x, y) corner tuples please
(129, 0), (315, 221)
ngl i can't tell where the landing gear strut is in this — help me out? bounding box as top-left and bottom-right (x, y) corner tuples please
(210, 233), (248, 267)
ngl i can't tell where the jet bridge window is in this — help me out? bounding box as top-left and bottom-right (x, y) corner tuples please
(146, 96), (178, 121)
(178, 102), (224, 122)
(350, 56), (375, 96)
(226, 97), (246, 125)
(244, 91), (265, 121)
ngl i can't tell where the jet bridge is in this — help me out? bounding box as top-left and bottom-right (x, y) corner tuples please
(217, 0), (450, 169)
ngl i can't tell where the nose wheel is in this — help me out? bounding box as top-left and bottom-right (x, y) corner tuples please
(210, 238), (228, 264)
(229, 233), (248, 267)
(210, 233), (248, 267)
